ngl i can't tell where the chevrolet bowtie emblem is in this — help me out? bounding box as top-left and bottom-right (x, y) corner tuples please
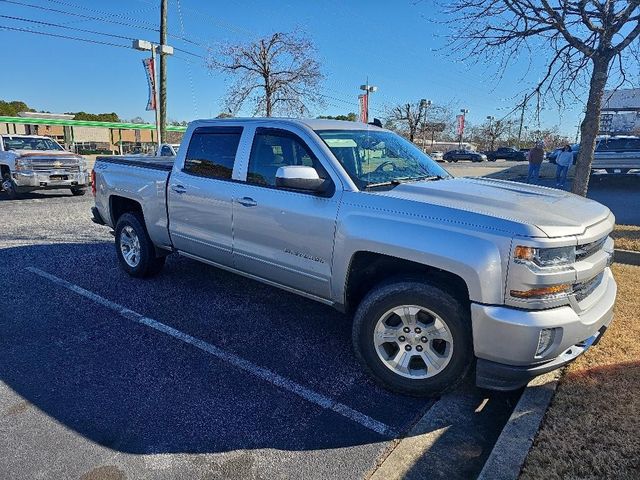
(54, 161), (62, 168)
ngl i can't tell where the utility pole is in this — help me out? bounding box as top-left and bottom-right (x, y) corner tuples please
(486, 115), (495, 150)
(517, 94), (526, 148)
(159, 0), (168, 144)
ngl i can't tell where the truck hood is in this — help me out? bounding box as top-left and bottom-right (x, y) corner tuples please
(14, 150), (81, 160)
(371, 177), (611, 238)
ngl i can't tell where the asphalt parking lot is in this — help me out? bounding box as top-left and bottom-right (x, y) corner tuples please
(0, 191), (518, 479)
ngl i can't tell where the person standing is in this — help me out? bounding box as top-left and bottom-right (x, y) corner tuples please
(555, 144), (573, 189)
(526, 141), (545, 184)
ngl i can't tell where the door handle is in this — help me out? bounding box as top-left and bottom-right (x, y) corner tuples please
(171, 184), (186, 194)
(237, 196), (257, 207)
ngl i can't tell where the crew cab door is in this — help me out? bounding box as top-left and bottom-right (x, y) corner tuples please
(232, 127), (342, 300)
(167, 126), (244, 266)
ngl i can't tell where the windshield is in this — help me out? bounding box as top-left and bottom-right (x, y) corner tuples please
(316, 129), (451, 188)
(2, 137), (63, 151)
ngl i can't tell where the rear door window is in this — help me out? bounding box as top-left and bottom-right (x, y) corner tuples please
(184, 127), (243, 179)
(596, 138), (640, 152)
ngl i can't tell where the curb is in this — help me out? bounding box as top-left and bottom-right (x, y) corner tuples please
(614, 249), (640, 266)
(476, 371), (560, 480)
(369, 383), (520, 480)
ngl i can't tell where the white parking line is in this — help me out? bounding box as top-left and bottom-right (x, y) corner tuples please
(26, 267), (397, 437)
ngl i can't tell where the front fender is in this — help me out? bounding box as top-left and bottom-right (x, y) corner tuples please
(332, 213), (511, 305)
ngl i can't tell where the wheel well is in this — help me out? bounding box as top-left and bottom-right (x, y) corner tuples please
(345, 251), (470, 314)
(109, 195), (143, 225)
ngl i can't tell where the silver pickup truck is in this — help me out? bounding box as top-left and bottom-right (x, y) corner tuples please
(92, 118), (617, 396)
(1, 134), (89, 198)
(592, 135), (640, 174)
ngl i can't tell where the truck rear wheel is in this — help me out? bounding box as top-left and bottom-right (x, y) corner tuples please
(115, 212), (166, 278)
(352, 280), (472, 397)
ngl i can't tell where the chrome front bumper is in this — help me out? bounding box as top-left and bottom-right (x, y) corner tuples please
(471, 267), (616, 389)
(13, 170), (89, 189)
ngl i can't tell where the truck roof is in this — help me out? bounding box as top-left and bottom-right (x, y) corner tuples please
(1, 134), (52, 139)
(190, 118), (383, 131)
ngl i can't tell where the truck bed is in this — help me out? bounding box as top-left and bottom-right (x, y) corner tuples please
(93, 155), (174, 250)
(95, 155), (175, 171)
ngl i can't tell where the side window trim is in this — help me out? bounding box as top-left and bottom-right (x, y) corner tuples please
(182, 126), (244, 181)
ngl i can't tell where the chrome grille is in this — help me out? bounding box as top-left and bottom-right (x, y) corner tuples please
(31, 164), (80, 172)
(573, 272), (604, 302)
(576, 236), (607, 262)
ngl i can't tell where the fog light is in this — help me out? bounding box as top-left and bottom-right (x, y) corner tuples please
(535, 328), (557, 357)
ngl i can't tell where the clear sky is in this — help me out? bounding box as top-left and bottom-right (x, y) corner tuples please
(0, 0), (589, 135)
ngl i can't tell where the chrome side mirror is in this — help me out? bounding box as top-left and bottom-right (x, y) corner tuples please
(275, 166), (326, 192)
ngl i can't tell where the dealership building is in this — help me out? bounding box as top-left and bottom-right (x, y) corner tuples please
(0, 112), (186, 154)
(600, 88), (640, 135)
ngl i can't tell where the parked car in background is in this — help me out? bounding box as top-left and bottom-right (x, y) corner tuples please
(0, 134), (89, 199)
(157, 143), (181, 157)
(92, 118), (616, 396)
(592, 136), (640, 175)
(485, 147), (527, 161)
(443, 149), (487, 162)
(548, 144), (579, 164)
(429, 151), (444, 162)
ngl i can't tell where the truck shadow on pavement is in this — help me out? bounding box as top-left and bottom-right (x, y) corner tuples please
(0, 241), (518, 461)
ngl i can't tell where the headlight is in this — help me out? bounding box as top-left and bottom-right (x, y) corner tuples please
(79, 159), (87, 171)
(14, 159), (32, 171)
(513, 245), (576, 268)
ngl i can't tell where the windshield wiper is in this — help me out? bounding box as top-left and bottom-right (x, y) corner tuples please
(363, 180), (402, 189)
(363, 175), (448, 190)
(388, 175), (447, 184)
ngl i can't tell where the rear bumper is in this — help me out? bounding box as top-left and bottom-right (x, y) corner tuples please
(13, 170), (89, 190)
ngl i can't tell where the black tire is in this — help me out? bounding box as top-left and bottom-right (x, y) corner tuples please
(352, 280), (473, 397)
(2, 173), (20, 199)
(70, 187), (86, 196)
(115, 212), (166, 278)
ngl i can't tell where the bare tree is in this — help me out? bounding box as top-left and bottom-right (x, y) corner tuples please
(208, 31), (324, 117)
(443, 1), (640, 195)
(387, 100), (434, 143)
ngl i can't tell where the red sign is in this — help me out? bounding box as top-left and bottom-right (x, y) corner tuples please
(456, 114), (465, 136)
(359, 94), (368, 123)
(143, 58), (157, 111)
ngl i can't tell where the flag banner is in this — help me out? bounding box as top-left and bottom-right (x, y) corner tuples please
(359, 94), (368, 123)
(143, 58), (157, 111)
(456, 114), (465, 136)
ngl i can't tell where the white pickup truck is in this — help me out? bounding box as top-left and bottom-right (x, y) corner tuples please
(92, 118), (617, 396)
(0, 134), (89, 198)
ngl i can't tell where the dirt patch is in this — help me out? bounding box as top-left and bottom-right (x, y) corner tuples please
(79, 466), (126, 480)
(4, 400), (30, 417)
(612, 224), (640, 252)
(520, 264), (640, 479)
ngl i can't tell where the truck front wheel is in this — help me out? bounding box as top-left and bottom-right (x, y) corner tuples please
(115, 212), (166, 278)
(352, 280), (472, 397)
(2, 173), (20, 199)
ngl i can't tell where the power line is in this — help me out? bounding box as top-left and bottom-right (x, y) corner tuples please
(0, 0), (206, 49)
(0, 25), (131, 49)
(42, 0), (160, 26)
(0, 12), (203, 58)
(0, 14), (137, 41)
